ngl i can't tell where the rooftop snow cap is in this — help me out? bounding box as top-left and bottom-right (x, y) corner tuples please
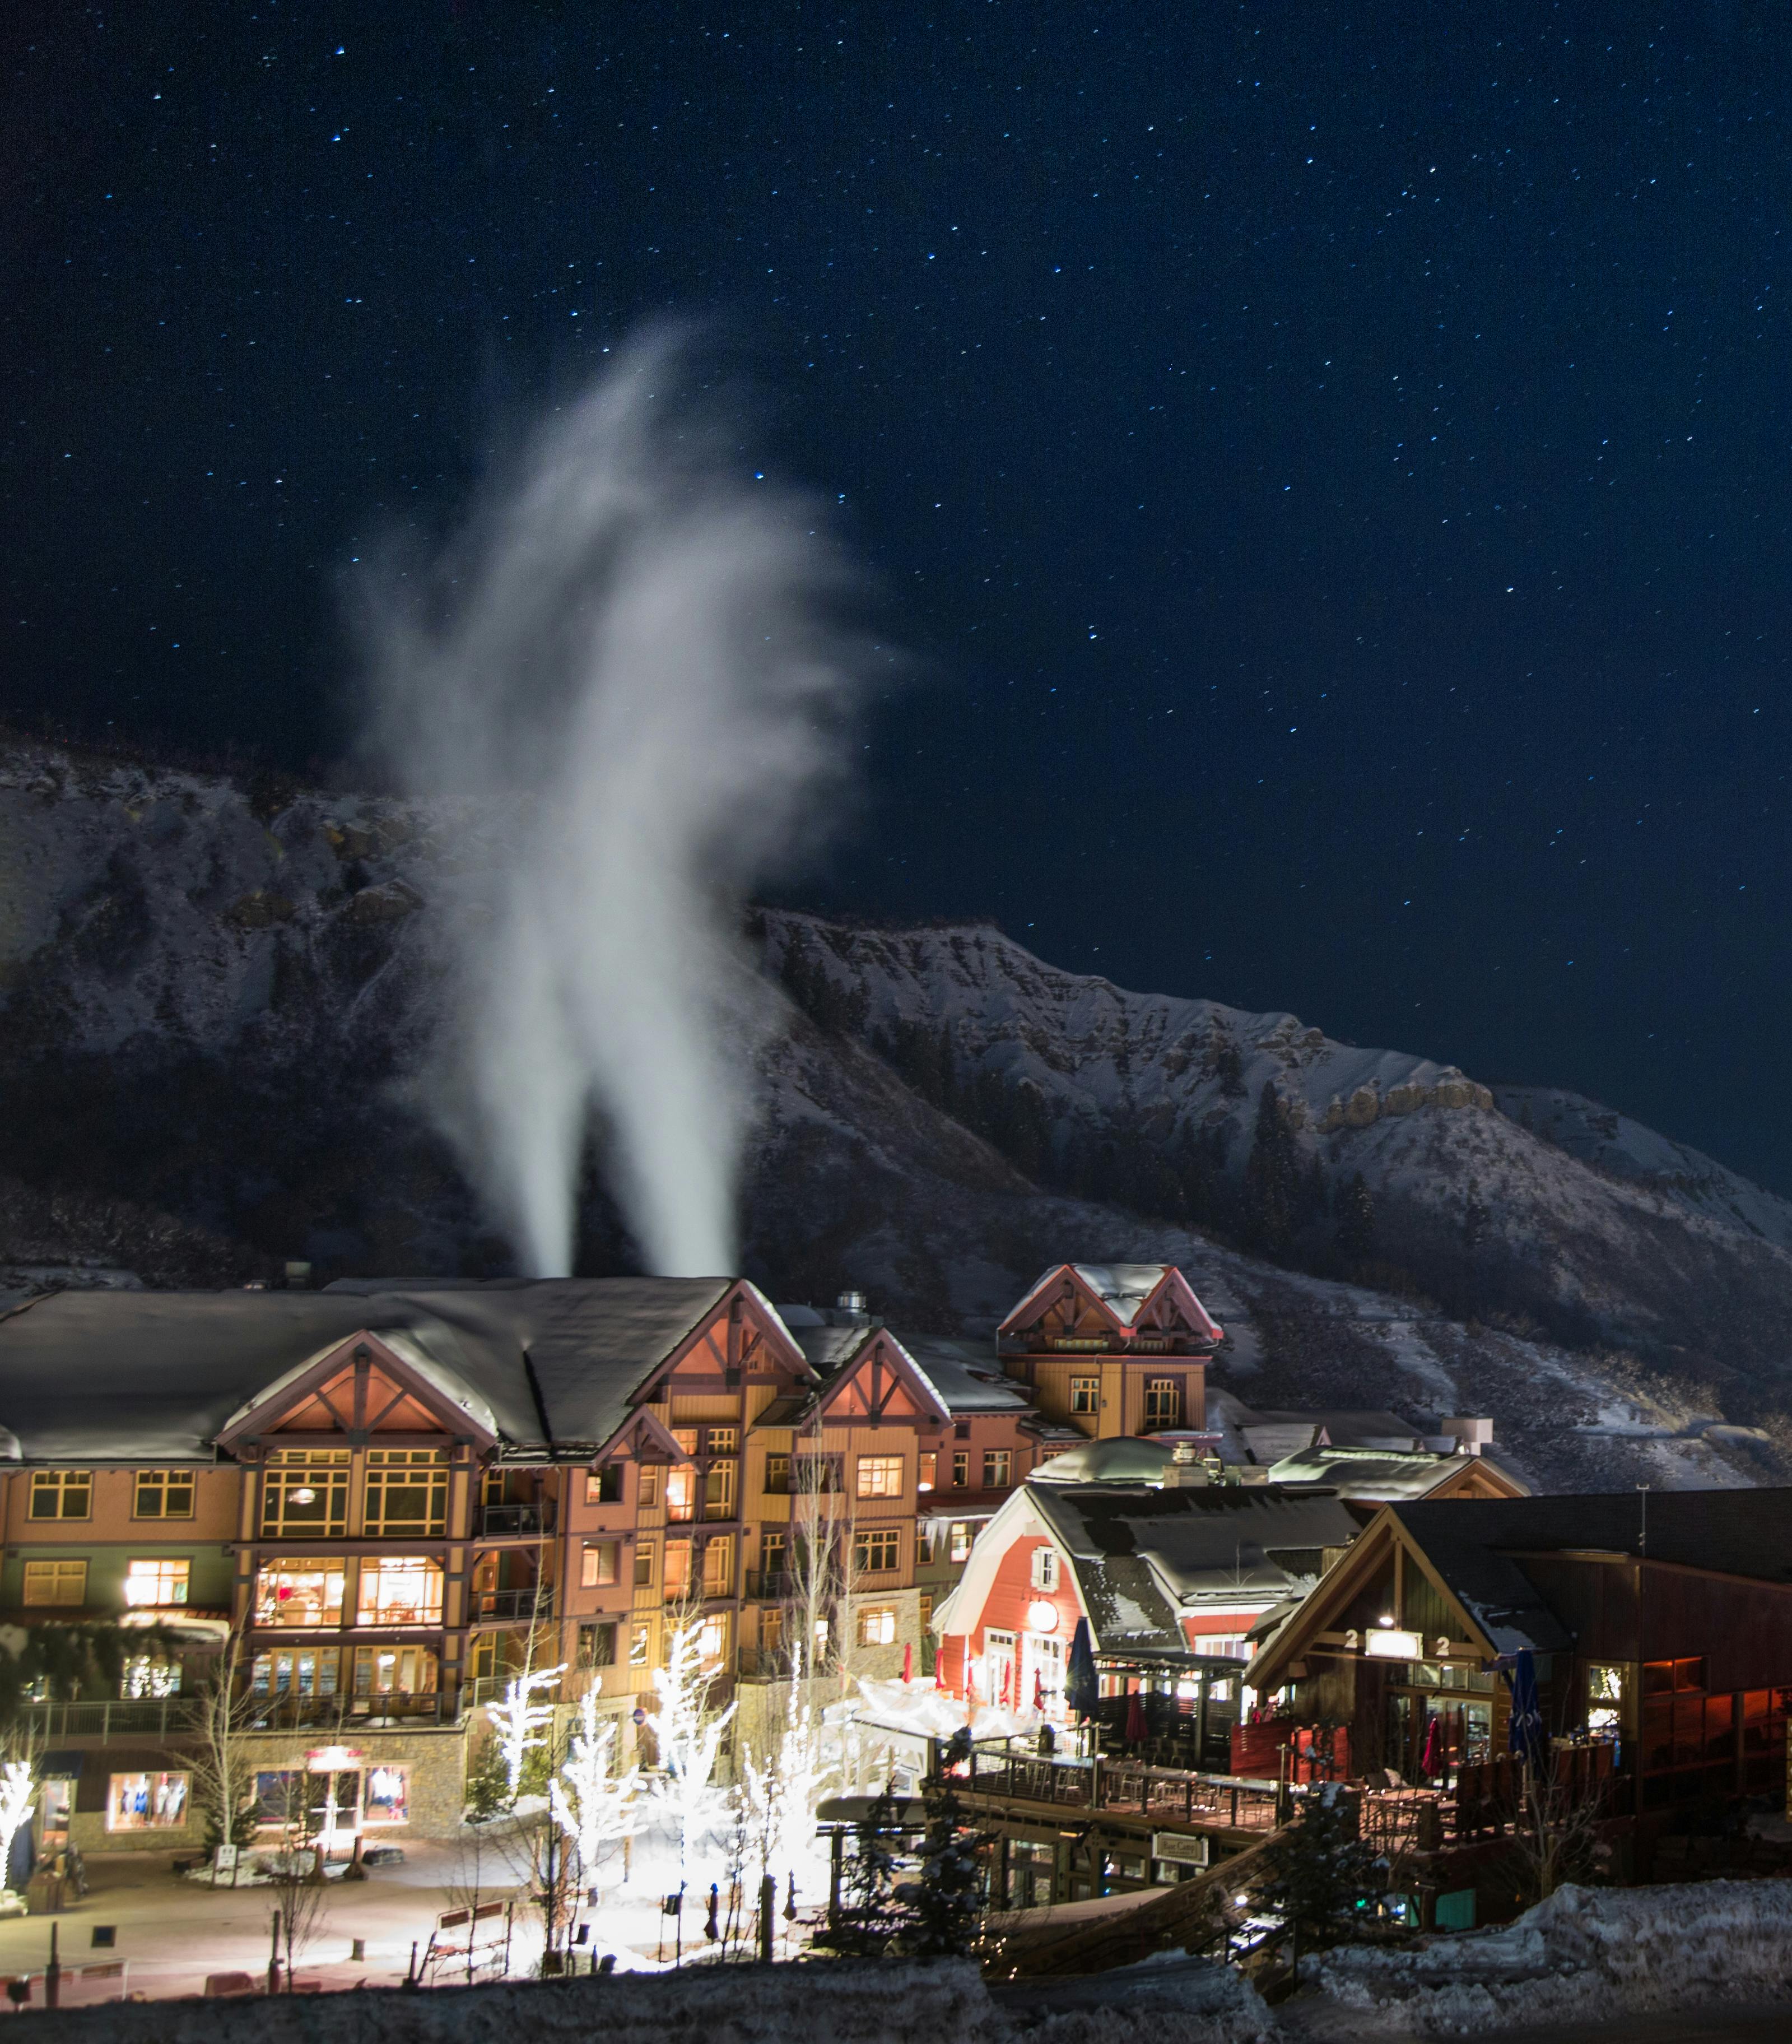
(1031, 1436), (1177, 1485)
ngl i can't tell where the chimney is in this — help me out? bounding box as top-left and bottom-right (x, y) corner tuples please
(835, 1290), (869, 1325)
(285, 1261), (314, 1290)
(1439, 1416), (1493, 1457)
(1160, 1441), (1210, 1488)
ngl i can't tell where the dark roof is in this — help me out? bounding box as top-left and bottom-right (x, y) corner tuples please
(0, 1279), (733, 1459)
(1398, 1486), (1792, 1594)
(902, 1339), (1033, 1415)
(1028, 1481), (1362, 1655)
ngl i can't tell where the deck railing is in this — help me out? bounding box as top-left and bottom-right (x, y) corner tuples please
(961, 1749), (1282, 1832)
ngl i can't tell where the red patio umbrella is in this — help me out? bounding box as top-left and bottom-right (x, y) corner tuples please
(1124, 1687), (1148, 1744)
(902, 1642), (914, 1685)
(1034, 1671), (1045, 1713)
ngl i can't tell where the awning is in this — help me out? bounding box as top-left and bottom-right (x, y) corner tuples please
(37, 1752), (83, 1780)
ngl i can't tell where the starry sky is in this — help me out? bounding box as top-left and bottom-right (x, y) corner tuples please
(6, 3), (1792, 1189)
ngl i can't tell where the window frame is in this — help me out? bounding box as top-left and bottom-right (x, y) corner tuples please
(133, 1470), (196, 1520)
(362, 1449), (449, 1538)
(857, 1604), (897, 1648)
(1143, 1377), (1183, 1429)
(29, 1471), (91, 1522)
(855, 1453), (904, 1500)
(124, 1557), (192, 1608)
(1069, 1375), (1100, 1415)
(259, 1451), (351, 1540)
(106, 1770), (190, 1833)
(355, 1555), (445, 1628)
(582, 1540), (620, 1588)
(982, 1449), (1012, 1489)
(853, 1526), (901, 1576)
(22, 1557), (89, 1607)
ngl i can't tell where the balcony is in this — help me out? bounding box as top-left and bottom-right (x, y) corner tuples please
(21, 1698), (192, 1742)
(471, 1586), (550, 1622)
(744, 1569), (797, 1601)
(477, 1502), (556, 1539)
(248, 1690), (455, 1730)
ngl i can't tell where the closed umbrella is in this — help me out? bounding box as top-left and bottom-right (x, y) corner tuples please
(1124, 1687), (1148, 1745)
(1505, 1648), (1544, 1766)
(1034, 1670), (1045, 1713)
(1065, 1618), (1099, 1720)
(902, 1642), (913, 1685)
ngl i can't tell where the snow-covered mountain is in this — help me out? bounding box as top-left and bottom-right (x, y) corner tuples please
(3, 734), (1790, 1494)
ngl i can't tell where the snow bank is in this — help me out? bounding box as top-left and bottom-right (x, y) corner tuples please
(1292, 1879), (1792, 2038)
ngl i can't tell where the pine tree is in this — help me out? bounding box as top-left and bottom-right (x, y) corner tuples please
(900, 1785), (983, 1957)
(1241, 1084), (1299, 1253)
(1334, 1172), (1376, 1263)
(1257, 1784), (1379, 1949)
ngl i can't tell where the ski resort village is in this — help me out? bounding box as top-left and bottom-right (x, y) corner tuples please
(0, 1259), (1789, 2024)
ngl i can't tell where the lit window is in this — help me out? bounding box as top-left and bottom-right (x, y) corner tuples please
(106, 1771), (189, 1832)
(665, 1464), (697, 1523)
(22, 1559), (87, 1607)
(1143, 1378), (1182, 1429)
(582, 1541), (620, 1588)
(124, 1558), (190, 1608)
(983, 1450), (1012, 1489)
(122, 1657), (181, 1699)
(365, 1765), (409, 1826)
(948, 1522), (974, 1564)
(696, 1614), (728, 1667)
(363, 1450), (448, 1537)
(853, 1527), (900, 1574)
(255, 1560), (345, 1628)
(857, 1605), (897, 1647)
(764, 1455), (791, 1497)
(701, 1537), (733, 1596)
(951, 1451), (969, 1487)
(857, 1454), (904, 1499)
(1070, 1376), (1100, 1415)
(260, 1451), (350, 1538)
(585, 1466), (623, 1505)
(352, 1644), (437, 1695)
(134, 1470), (195, 1520)
(29, 1471), (91, 1521)
(1031, 1548), (1059, 1592)
(663, 1539), (693, 1601)
(918, 1451), (937, 1493)
(355, 1557), (444, 1627)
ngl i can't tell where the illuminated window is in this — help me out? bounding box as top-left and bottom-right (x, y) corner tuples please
(918, 1451), (937, 1493)
(1143, 1378), (1182, 1429)
(857, 1455), (904, 1499)
(663, 1539), (693, 1601)
(106, 1771), (189, 1833)
(853, 1527), (900, 1574)
(704, 1458), (737, 1521)
(252, 1649), (337, 1697)
(701, 1537), (733, 1596)
(29, 1471), (90, 1521)
(582, 1541), (620, 1588)
(124, 1558), (190, 1607)
(764, 1455), (791, 1497)
(365, 1766), (409, 1826)
(951, 1452), (969, 1488)
(355, 1557), (444, 1627)
(1070, 1376), (1100, 1415)
(352, 1644), (437, 1695)
(696, 1614), (728, 1667)
(948, 1522), (974, 1564)
(857, 1605), (897, 1647)
(255, 1560), (345, 1628)
(134, 1470), (195, 1520)
(22, 1559), (88, 1606)
(634, 1541), (655, 1589)
(122, 1657), (181, 1699)
(983, 1450), (1012, 1489)
(260, 1451), (350, 1539)
(585, 1466), (623, 1506)
(363, 1450), (448, 1537)
(666, 1464), (697, 1524)
(1031, 1548), (1059, 1592)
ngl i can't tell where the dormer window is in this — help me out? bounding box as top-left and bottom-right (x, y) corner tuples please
(1031, 1548), (1059, 1592)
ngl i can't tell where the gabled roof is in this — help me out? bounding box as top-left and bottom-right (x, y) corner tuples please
(0, 1278), (746, 1459)
(1026, 1481), (1361, 1656)
(812, 1328), (952, 1425)
(217, 1330), (500, 1449)
(998, 1262), (1225, 1344)
(1265, 1444), (1528, 1502)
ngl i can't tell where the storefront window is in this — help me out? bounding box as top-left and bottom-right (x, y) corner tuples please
(365, 1766), (409, 1826)
(124, 1558), (190, 1607)
(107, 1772), (189, 1832)
(121, 1656), (182, 1699)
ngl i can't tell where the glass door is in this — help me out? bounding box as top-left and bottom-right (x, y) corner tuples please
(307, 1769), (363, 1854)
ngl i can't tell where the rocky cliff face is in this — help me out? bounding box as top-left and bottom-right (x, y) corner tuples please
(2, 735), (1789, 1494)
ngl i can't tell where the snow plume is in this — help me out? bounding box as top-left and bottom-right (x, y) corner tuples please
(367, 340), (871, 1276)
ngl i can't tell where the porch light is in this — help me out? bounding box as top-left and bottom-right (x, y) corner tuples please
(1026, 1600), (1059, 1632)
(292, 1487), (317, 1505)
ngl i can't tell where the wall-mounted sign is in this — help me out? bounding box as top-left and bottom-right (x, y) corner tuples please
(1026, 1600), (1060, 1633)
(1151, 1832), (1211, 1867)
(1364, 1629), (1422, 1660)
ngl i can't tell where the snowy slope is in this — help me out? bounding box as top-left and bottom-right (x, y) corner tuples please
(2, 736), (1791, 1490)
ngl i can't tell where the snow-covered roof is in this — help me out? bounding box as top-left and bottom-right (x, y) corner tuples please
(0, 1278), (738, 1458)
(1266, 1444), (1476, 1501)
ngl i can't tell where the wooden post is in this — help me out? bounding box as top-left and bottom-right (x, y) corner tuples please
(44, 1925), (60, 2012)
(759, 1874), (776, 1963)
(267, 1912), (281, 1997)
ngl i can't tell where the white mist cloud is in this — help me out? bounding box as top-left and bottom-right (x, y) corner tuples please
(366, 342), (871, 1277)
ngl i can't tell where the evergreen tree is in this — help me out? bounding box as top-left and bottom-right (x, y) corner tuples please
(1258, 1783), (1379, 1949)
(1241, 1084), (1300, 1253)
(1334, 1172), (1376, 1263)
(835, 1785), (904, 1954)
(900, 1785), (984, 1957)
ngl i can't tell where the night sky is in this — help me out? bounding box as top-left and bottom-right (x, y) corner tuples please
(6, 4), (1792, 1189)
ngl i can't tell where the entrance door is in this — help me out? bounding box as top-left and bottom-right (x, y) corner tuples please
(985, 1630), (1017, 1709)
(307, 1770), (363, 1854)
